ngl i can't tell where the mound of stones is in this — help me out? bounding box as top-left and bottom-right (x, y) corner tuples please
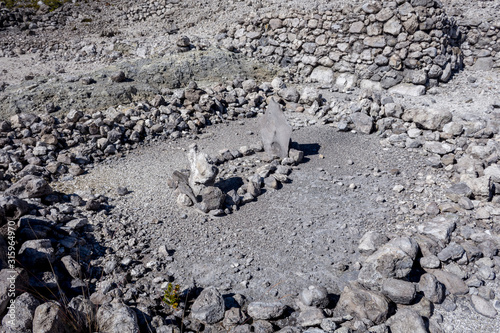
(168, 99), (303, 216)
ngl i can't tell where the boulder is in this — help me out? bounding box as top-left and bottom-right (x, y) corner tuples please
(2, 292), (40, 332)
(32, 301), (75, 333)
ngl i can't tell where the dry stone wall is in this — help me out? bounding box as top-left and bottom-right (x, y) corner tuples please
(219, 0), (462, 91)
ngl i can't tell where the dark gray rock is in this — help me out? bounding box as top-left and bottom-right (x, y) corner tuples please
(444, 183), (473, 202)
(0, 268), (29, 315)
(191, 286), (225, 324)
(259, 99), (292, 158)
(418, 273), (445, 303)
(18, 239), (55, 268)
(4, 175), (53, 199)
(429, 269), (468, 295)
(437, 242), (465, 262)
(298, 308), (325, 327)
(200, 186), (225, 212)
(381, 279), (416, 305)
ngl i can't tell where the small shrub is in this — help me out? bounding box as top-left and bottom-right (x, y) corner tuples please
(162, 283), (181, 309)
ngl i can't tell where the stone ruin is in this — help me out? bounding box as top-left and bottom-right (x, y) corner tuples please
(168, 99), (302, 215)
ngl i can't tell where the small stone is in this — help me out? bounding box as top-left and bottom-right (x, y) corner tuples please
(110, 71), (126, 83)
(299, 285), (329, 308)
(117, 187), (129, 196)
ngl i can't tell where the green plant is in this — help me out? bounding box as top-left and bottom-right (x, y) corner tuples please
(162, 283), (181, 309)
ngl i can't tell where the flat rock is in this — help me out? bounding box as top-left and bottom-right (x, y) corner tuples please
(429, 269), (468, 295)
(247, 301), (286, 320)
(388, 84), (426, 96)
(358, 231), (389, 255)
(470, 295), (497, 318)
(417, 214), (457, 243)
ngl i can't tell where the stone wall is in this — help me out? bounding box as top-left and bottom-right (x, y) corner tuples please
(217, 0), (467, 93)
(457, 18), (500, 71)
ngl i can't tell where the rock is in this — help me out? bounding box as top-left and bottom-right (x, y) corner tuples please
(336, 74), (358, 91)
(19, 239), (55, 268)
(381, 279), (416, 304)
(67, 295), (98, 328)
(418, 273), (445, 303)
(471, 57), (494, 71)
(0, 268), (28, 314)
(191, 286), (225, 324)
(200, 186), (225, 212)
(299, 285), (329, 308)
(423, 142), (455, 155)
(386, 308), (427, 333)
(279, 87), (300, 103)
(405, 107), (452, 131)
(335, 282), (389, 325)
(310, 67), (334, 85)
(4, 175), (53, 199)
(350, 112), (373, 134)
(253, 320), (274, 333)
(223, 307), (247, 327)
(32, 301), (73, 333)
(2, 292), (40, 332)
(188, 144), (218, 195)
(419, 255), (441, 269)
(300, 86), (320, 105)
(358, 237), (418, 290)
(417, 214), (457, 243)
(289, 149), (304, 164)
(110, 71), (126, 83)
(460, 175), (493, 198)
(358, 231), (389, 255)
(247, 301), (286, 320)
(484, 164), (500, 183)
(96, 302), (140, 333)
(388, 84), (426, 96)
(429, 269), (468, 295)
(320, 318), (338, 332)
(66, 109), (83, 123)
(0, 196), (29, 220)
(445, 183), (473, 202)
(176, 36), (191, 47)
(298, 308), (325, 327)
(437, 242), (465, 262)
(259, 98), (292, 159)
(470, 295), (497, 318)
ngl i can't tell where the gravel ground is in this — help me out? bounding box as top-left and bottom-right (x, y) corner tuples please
(54, 114), (448, 302)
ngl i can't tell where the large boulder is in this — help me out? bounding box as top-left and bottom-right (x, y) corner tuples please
(403, 107), (452, 131)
